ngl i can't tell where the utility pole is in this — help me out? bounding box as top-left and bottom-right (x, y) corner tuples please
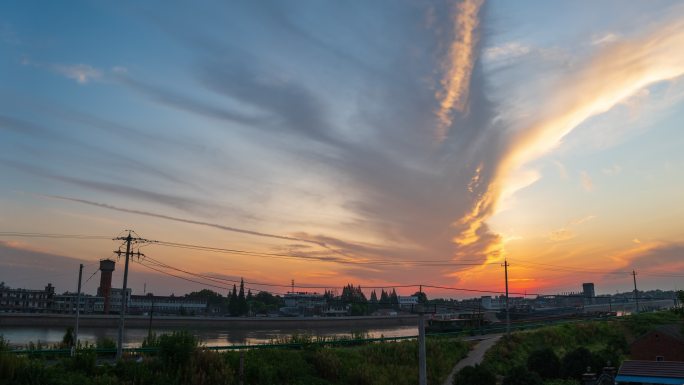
(148, 296), (154, 340)
(632, 270), (639, 314)
(502, 258), (510, 335)
(291, 279), (295, 294)
(114, 230), (146, 360)
(417, 284), (427, 385)
(72, 263), (83, 356)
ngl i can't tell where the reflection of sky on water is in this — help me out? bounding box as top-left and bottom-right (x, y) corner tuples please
(2, 325), (418, 348)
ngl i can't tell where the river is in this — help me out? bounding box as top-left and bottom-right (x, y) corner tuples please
(1, 325), (419, 348)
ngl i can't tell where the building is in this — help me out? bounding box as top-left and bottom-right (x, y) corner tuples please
(53, 293), (104, 314)
(630, 325), (684, 362)
(583, 283), (596, 304)
(481, 296), (505, 310)
(616, 360), (684, 384)
(398, 295), (418, 310)
(108, 288), (132, 314)
(280, 292), (327, 316)
(128, 294), (207, 316)
(97, 259), (116, 314)
(0, 283), (55, 313)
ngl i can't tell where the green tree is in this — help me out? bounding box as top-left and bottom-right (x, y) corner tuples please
(238, 278), (248, 315)
(527, 347), (560, 379)
(413, 291), (428, 304)
(380, 289), (389, 305)
(229, 284), (238, 316)
(561, 347), (596, 380)
(370, 290), (378, 303)
(453, 365), (496, 385)
(503, 366), (543, 385)
(390, 289), (399, 307)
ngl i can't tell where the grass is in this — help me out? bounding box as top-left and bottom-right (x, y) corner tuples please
(0, 332), (469, 385)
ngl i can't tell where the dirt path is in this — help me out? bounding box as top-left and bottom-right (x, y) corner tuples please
(442, 335), (502, 385)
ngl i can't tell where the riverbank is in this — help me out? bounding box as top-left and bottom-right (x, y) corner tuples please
(0, 312), (417, 329)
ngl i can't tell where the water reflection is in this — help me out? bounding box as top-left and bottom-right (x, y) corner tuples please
(2, 325), (418, 348)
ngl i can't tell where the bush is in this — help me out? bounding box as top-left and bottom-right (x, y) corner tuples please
(453, 364), (496, 385)
(188, 350), (233, 385)
(312, 348), (342, 380)
(561, 347), (596, 380)
(527, 347), (560, 379)
(503, 365), (542, 385)
(158, 331), (198, 368)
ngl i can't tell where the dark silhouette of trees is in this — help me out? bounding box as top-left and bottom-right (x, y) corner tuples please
(452, 365), (495, 385)
(561, 347), (598, 380)
(527, 348), (560, 379)
(503, 366), (542, 385)
(229, 284), (238, 316)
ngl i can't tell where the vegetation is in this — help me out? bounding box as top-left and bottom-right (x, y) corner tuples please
(481, 310), (683, 385)
(452, 364), (496, 385)
(0, 332), (468, 385)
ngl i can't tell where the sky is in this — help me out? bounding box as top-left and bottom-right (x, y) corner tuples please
(1, 0), (684, 299)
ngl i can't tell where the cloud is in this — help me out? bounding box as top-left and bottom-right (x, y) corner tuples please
(602, 164), (622, 175)
(456, 15), (684, 260)
(434, 0), (484, 141)
(483, 41), (531, 62)
(53, 64), (102, 84)
(116, 74), (262, 126)
(591, 32), (619, 46)
(549, 215), (596, 242)
(45, 195), (350, 257)
(0, 159), (214, 214)
(580, 171), (594, 192)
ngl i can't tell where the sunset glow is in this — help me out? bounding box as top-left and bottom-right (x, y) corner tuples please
(2, 1), (684, 300)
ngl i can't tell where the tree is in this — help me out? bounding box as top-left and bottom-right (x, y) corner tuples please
(413, 291), (428, 304)
(390, 289), (399, 307)
(238, 278), (248, 315)
(380, 289), (389, 305)
(561, 347), (596, 380)
(229, 284), (238, 316)
(370, 290), (378, 303)
(527, 347), (560, 379)
(503, 366), (543, 385)
(453, 365), (495, 385)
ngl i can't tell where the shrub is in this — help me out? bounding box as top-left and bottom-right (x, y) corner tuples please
(561, 347), (595, 380)
(158, 331), (198, 368)
(503, 365), (543, 385)
(527, 347), (560, 379)
(453, 365), (496, 385)
(312, 348), (342, 380)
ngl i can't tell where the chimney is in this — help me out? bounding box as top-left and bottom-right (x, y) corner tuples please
(97, 259), (116, 314)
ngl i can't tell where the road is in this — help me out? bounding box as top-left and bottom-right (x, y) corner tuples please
(442, 334), (502, 385)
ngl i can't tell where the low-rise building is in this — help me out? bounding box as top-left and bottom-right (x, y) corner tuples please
(53, 293), (103, 314)
(398, 295), (418, 310)
(630, 325), (684, 362)
(0, 283), (55, 313)
(280, 292), (327, 316)
(128, 294), (208, 315)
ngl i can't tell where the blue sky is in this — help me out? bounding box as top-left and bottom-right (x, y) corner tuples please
(1, 1), (684, 298)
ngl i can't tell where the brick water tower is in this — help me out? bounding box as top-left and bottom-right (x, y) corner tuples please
(97, 259), (116, 314)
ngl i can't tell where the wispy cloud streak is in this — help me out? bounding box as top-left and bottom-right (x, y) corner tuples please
(435, 0), (484, 141)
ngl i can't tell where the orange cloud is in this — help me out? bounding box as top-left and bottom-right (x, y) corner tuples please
(435, 0), (484, 141)
(456, 16), (684, 261)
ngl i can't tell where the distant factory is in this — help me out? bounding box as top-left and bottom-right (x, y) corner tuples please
(0, 259), (206, 315)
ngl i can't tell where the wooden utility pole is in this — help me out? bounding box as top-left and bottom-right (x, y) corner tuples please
(114, 231), (146, 360)
(502, 259), (510, 335)
(72, 263), (83, 356)
(632, 270), (639, 314)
